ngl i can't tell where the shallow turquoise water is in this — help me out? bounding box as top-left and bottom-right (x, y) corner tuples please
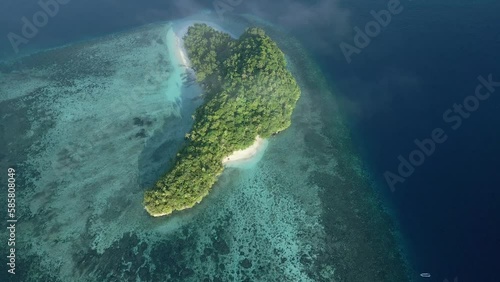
(0, 14), (410, 282)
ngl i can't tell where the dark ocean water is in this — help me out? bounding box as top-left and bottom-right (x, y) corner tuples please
(308, 1), (500, 281)
(1, 0), (499, 281)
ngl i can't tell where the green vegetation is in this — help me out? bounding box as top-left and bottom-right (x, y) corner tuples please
(144, 24), (301, 216)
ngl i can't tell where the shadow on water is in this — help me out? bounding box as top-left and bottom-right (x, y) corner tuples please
(137, 70), (202, 190)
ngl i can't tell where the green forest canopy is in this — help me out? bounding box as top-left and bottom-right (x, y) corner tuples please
(144, 24), (301, 216)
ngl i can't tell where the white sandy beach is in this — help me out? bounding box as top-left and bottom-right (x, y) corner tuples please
(222, 136), (266, 165)
(175, 36), (190, 68)
(149, 210), (169, 217)
(173, 20), (237, 71)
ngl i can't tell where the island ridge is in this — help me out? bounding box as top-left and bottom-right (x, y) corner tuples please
(144, 24), (301, 216)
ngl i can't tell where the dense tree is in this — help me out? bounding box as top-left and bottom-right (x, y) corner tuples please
(144, 24), (301, 216)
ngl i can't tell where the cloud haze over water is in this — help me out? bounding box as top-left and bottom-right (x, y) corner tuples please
(0, 0), (353, 60)
(244, 0), (351, 35)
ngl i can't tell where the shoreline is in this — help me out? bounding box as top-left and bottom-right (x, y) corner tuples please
(222, 136), (266, 165)
(148, 210), (169, 217)
(147, 136), (267, 217)
(172, 20), (238, 71)
(175, 35), (191, 69)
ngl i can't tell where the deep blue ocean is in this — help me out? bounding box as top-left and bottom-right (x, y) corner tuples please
(321, 1), (500, 281)
(1, 0), (499, 281)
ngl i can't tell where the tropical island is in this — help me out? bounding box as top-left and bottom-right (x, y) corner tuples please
(144, 24), (301, 216)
